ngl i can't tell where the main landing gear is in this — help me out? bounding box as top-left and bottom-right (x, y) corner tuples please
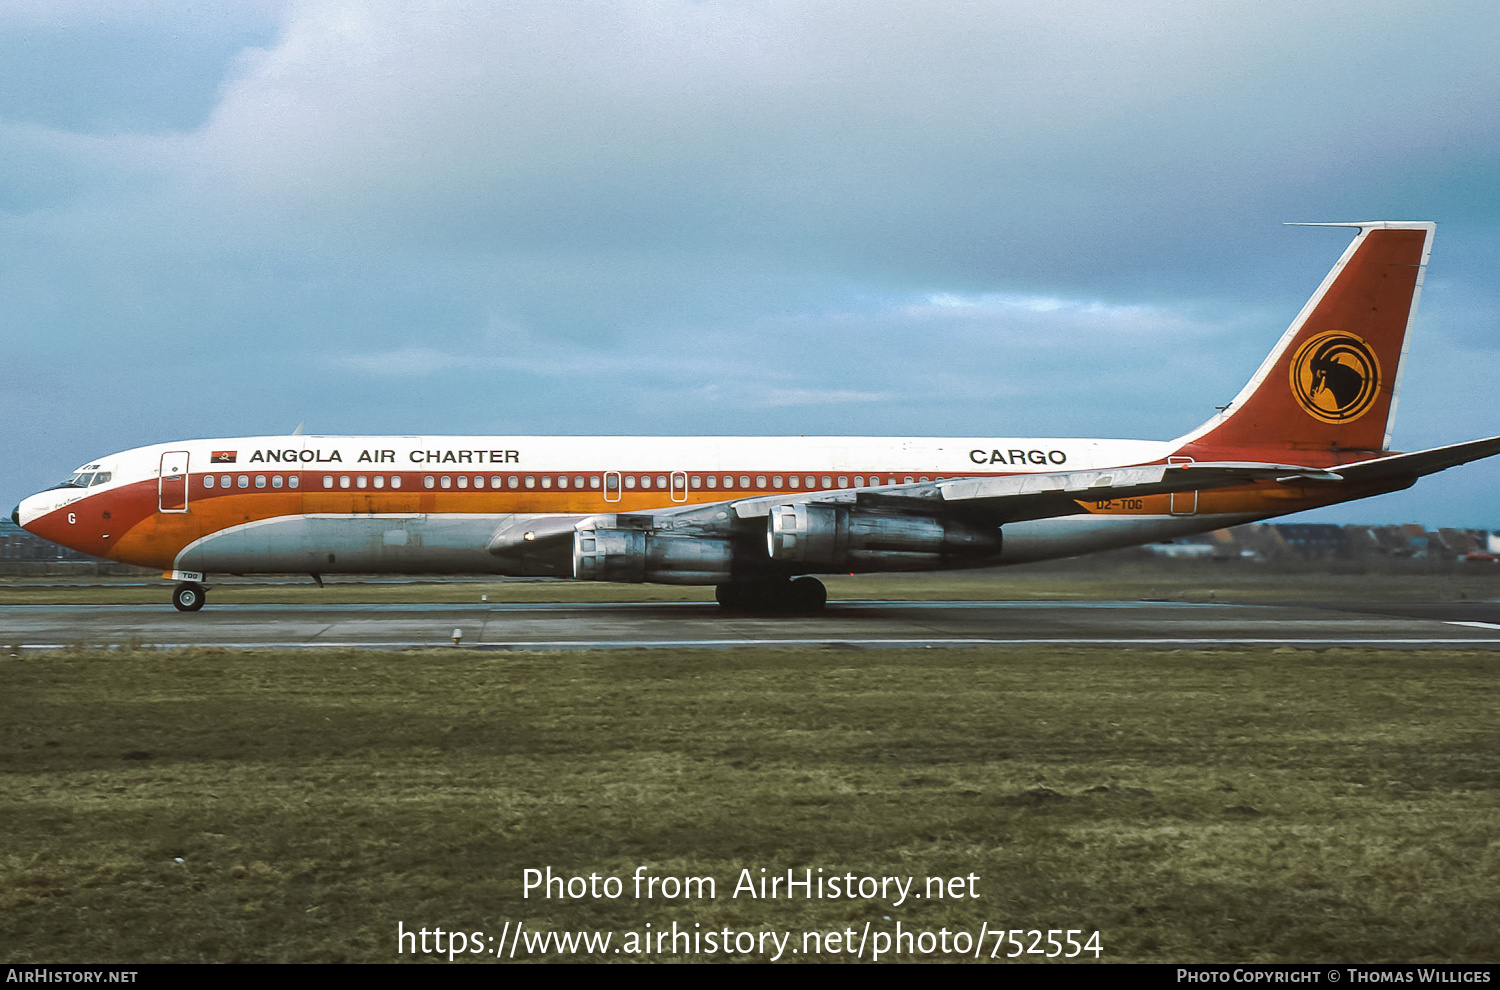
(715, 576), (827, 613)
(172, 582), (207, 612)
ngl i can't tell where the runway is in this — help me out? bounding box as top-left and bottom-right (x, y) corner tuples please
(5, 599), (1500, 650)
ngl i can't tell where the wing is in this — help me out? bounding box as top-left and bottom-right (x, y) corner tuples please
(488, 437), (1500, 577)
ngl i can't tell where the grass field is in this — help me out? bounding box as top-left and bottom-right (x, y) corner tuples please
(2, 643), (1496, 963)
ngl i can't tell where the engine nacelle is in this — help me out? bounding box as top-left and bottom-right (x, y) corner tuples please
(766, 504), (1000, 571)
(573, 526), (735, 584)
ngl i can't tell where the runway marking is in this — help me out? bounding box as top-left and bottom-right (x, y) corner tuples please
(0, 600), (1238, 613)
(1448, 621), (1500, 631)
(13, 636), (1500, 652)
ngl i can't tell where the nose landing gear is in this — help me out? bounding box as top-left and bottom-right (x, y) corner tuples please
(172, 582), (207, 612)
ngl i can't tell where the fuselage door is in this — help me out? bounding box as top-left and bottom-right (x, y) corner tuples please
(1168, 455), (1196, 515)
(604, 470), (622, 503)
(159, 451), (190, 513)
(670, 471), (688, 502)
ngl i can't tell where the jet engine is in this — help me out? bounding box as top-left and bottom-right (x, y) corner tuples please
(765, 503), (1000, 571)
(572, 525), (735, 584)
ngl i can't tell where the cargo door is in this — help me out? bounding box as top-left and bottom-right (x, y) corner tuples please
(159, 451), (190, 513)
(1168, 455), (1196, 515)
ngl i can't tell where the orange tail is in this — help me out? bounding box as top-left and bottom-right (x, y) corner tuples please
(1176, 222), (1434, 463)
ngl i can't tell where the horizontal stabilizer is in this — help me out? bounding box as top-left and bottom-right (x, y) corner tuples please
(1332, 435), (1500, 485)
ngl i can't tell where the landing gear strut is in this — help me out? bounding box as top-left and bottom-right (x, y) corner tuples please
(715, 577), (826, 613)
(172, 582), (207, 612)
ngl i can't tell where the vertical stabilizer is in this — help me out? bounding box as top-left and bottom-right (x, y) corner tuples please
(1176, 222), (1434, 459)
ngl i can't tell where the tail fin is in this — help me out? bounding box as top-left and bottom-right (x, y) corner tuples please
(1176, 221), (1434, 460)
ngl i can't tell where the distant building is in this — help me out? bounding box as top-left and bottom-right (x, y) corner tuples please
(0, 519), (102, 562)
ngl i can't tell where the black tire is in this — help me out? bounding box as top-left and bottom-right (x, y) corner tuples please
(172, 582), (206, 612)
(787, 577), (827, 612)
(715, 582), (750, 609)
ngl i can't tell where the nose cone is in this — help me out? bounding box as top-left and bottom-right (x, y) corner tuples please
(13, 489), (62, 533)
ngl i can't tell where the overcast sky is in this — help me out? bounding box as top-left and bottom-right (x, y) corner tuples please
(3, 1), (1498, 526)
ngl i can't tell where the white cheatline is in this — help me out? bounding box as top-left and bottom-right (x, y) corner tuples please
(14, 635), (1500, 651)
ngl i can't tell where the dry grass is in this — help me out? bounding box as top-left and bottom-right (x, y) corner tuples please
(1, 644), (1497, 963)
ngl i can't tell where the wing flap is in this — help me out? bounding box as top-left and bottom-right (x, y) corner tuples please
(717, 461), (1341, 526)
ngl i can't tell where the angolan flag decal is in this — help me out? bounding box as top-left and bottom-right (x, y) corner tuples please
(211, 451), (237, 463)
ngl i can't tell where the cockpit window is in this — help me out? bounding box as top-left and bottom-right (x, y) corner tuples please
(51, 466), (111, 490)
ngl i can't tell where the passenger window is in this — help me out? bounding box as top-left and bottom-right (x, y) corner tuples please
(388, 476), (398, 489)
(540, 476), (551, 489)
(339, 476), (351, 488)
(837, 476), (847, 487)
(772, 476), (783, 487)
(574, 476), (584, 488)
(706, 476), (717, 489)
(691, 476), (701, 489)
(788, 476), (799, 488)
(491, 476), (503, 488)
(357, 476), (368, 489)
(289, 475), (300, 489)
(854, 476), (864, 487)
(524, 476), (535, 489)
(756, 476), (767, 488)
(222, 475), (232, 488)
(204, 476), (215, 489)
(904, 476), (914, 484)
(272, 476), (284, 488)
(805, 476), (815, 488)
(739, 475), (750, 488)
(590, 476), (601, 490)
(509, 476), (519, 489)
(553, 476), (564, 489)
(324, 475), (334, 488)
(723, 476), (733, 488)
(625, 476), (636, 489)
(638, 476), (649, 489)
(440, 476), (452, 489)
(656, 475), (667, 489)
(473, 476), (484, 489)
(374, 476), (384, 489)
(821, 476), (831, 488)
(457, 476), (468, 489)
(424, 476), (435, 488)
(238, 476), (250, 489)
(920, 476), (929, 483)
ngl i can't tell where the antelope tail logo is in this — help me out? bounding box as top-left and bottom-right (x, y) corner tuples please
(1289, 330), (1381, 424)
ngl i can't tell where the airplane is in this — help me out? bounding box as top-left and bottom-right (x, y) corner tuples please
(13, 221), (1500, 612)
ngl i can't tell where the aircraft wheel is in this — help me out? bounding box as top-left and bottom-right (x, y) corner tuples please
(787, 577), (827, 612)
(172, 582), (206, 612)
(715, 582), (751, 609)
